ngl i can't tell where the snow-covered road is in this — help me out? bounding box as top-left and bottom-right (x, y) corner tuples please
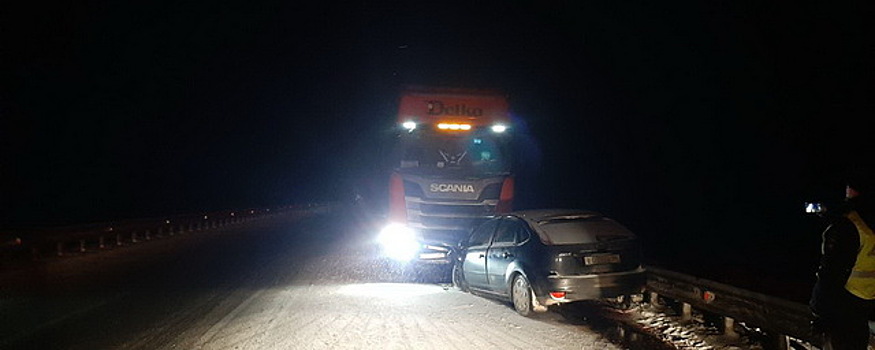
(1, 207), (622, 349)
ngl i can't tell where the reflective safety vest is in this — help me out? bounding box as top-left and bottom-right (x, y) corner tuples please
(844, 210), (875, 300)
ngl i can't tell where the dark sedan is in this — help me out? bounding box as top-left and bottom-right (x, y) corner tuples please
(452, 209), (646, 316)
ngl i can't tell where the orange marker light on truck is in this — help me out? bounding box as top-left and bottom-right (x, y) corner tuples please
(437, 123), (471, 131)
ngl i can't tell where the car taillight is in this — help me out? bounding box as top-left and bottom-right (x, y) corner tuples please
(549, 291), (566, 299)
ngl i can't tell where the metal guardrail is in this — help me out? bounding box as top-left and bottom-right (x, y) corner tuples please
(645, 265), (819, 348)
(0, 204), (329, 266)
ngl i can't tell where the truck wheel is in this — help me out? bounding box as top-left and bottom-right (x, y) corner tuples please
(512, 274), (535, 317)
(452, 262), (469, 292)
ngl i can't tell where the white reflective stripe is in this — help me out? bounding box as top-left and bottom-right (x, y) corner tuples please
(850, 270), (875, 278)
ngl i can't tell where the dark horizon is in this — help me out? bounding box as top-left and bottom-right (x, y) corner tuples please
(2, 0), (871, 261)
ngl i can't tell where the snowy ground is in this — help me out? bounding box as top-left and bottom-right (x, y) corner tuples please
(4, 206), (844, 350)
(1, 208), (622, 349)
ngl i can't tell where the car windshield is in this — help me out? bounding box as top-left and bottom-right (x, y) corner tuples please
(391, 129), (510, 177)
(537, 218), (635, 245)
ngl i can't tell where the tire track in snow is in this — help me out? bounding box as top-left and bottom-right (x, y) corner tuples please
(195, 288), (267, 348)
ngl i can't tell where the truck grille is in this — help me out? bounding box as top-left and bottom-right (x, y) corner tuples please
(400, 174), (506, 233)
(416, 203), (496, 217)
(417, 216), (483, 229)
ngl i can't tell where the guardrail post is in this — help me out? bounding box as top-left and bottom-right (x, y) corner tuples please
(145, 230), (151, 241)
(79, 239), (86, 253)
(116, 233), (123, 246)
(627, 330), (639, 342)
(680, 302), (692, 323)
(132, 232), (138, 243)
(168, 225), (174, 236)
(722, 317), (739, 339)
(764, 334), (791, 350)
(648, 291), (661, 307)
(99, 236), (105, 249)
(57, 242), (64, 256)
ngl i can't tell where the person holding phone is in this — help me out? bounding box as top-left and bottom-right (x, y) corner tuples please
(810, 167), (875, 349)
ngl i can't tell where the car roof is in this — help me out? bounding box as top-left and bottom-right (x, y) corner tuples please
(508, 209), (604, 226)
(503, 209), (632, 245)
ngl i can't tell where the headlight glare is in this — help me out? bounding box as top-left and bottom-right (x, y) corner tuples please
(378, 224), (420, 261)
(491, 124), (507, 133)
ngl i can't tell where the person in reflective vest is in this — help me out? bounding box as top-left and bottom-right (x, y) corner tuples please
(810, 169), (875, 350)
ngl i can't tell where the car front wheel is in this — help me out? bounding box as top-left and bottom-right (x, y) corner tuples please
(512, 274), (535, 317)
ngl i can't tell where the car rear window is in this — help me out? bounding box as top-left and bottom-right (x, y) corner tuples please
(537, 218), (635, 245)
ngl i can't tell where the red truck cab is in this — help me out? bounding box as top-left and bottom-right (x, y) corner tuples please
(377, 87), (515, 263)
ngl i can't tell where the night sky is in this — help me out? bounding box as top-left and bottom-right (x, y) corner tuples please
(2, 1), (872, 273)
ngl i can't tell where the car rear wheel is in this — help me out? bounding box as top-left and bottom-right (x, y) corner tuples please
(452, 262), (469, 292)
(512, 274), (535, 317)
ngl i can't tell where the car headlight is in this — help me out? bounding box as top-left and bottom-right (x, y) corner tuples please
(377, 223), (421, 261)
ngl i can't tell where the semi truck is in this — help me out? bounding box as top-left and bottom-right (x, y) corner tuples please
(377, 86), (515, 264)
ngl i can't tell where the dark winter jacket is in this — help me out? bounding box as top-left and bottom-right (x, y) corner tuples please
(810, 196), (875, 316)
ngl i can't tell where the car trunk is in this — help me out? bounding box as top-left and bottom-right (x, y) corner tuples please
(546, 237), (642, 276)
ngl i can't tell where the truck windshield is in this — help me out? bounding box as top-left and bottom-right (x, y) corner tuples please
(392, 129), (510, 177)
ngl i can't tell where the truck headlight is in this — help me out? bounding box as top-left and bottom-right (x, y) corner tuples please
(377, 224), (420, 261)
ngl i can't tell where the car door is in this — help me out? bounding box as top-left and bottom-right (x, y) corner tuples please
(462, 219), (498, 289)
(485, 217), (526, 294)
